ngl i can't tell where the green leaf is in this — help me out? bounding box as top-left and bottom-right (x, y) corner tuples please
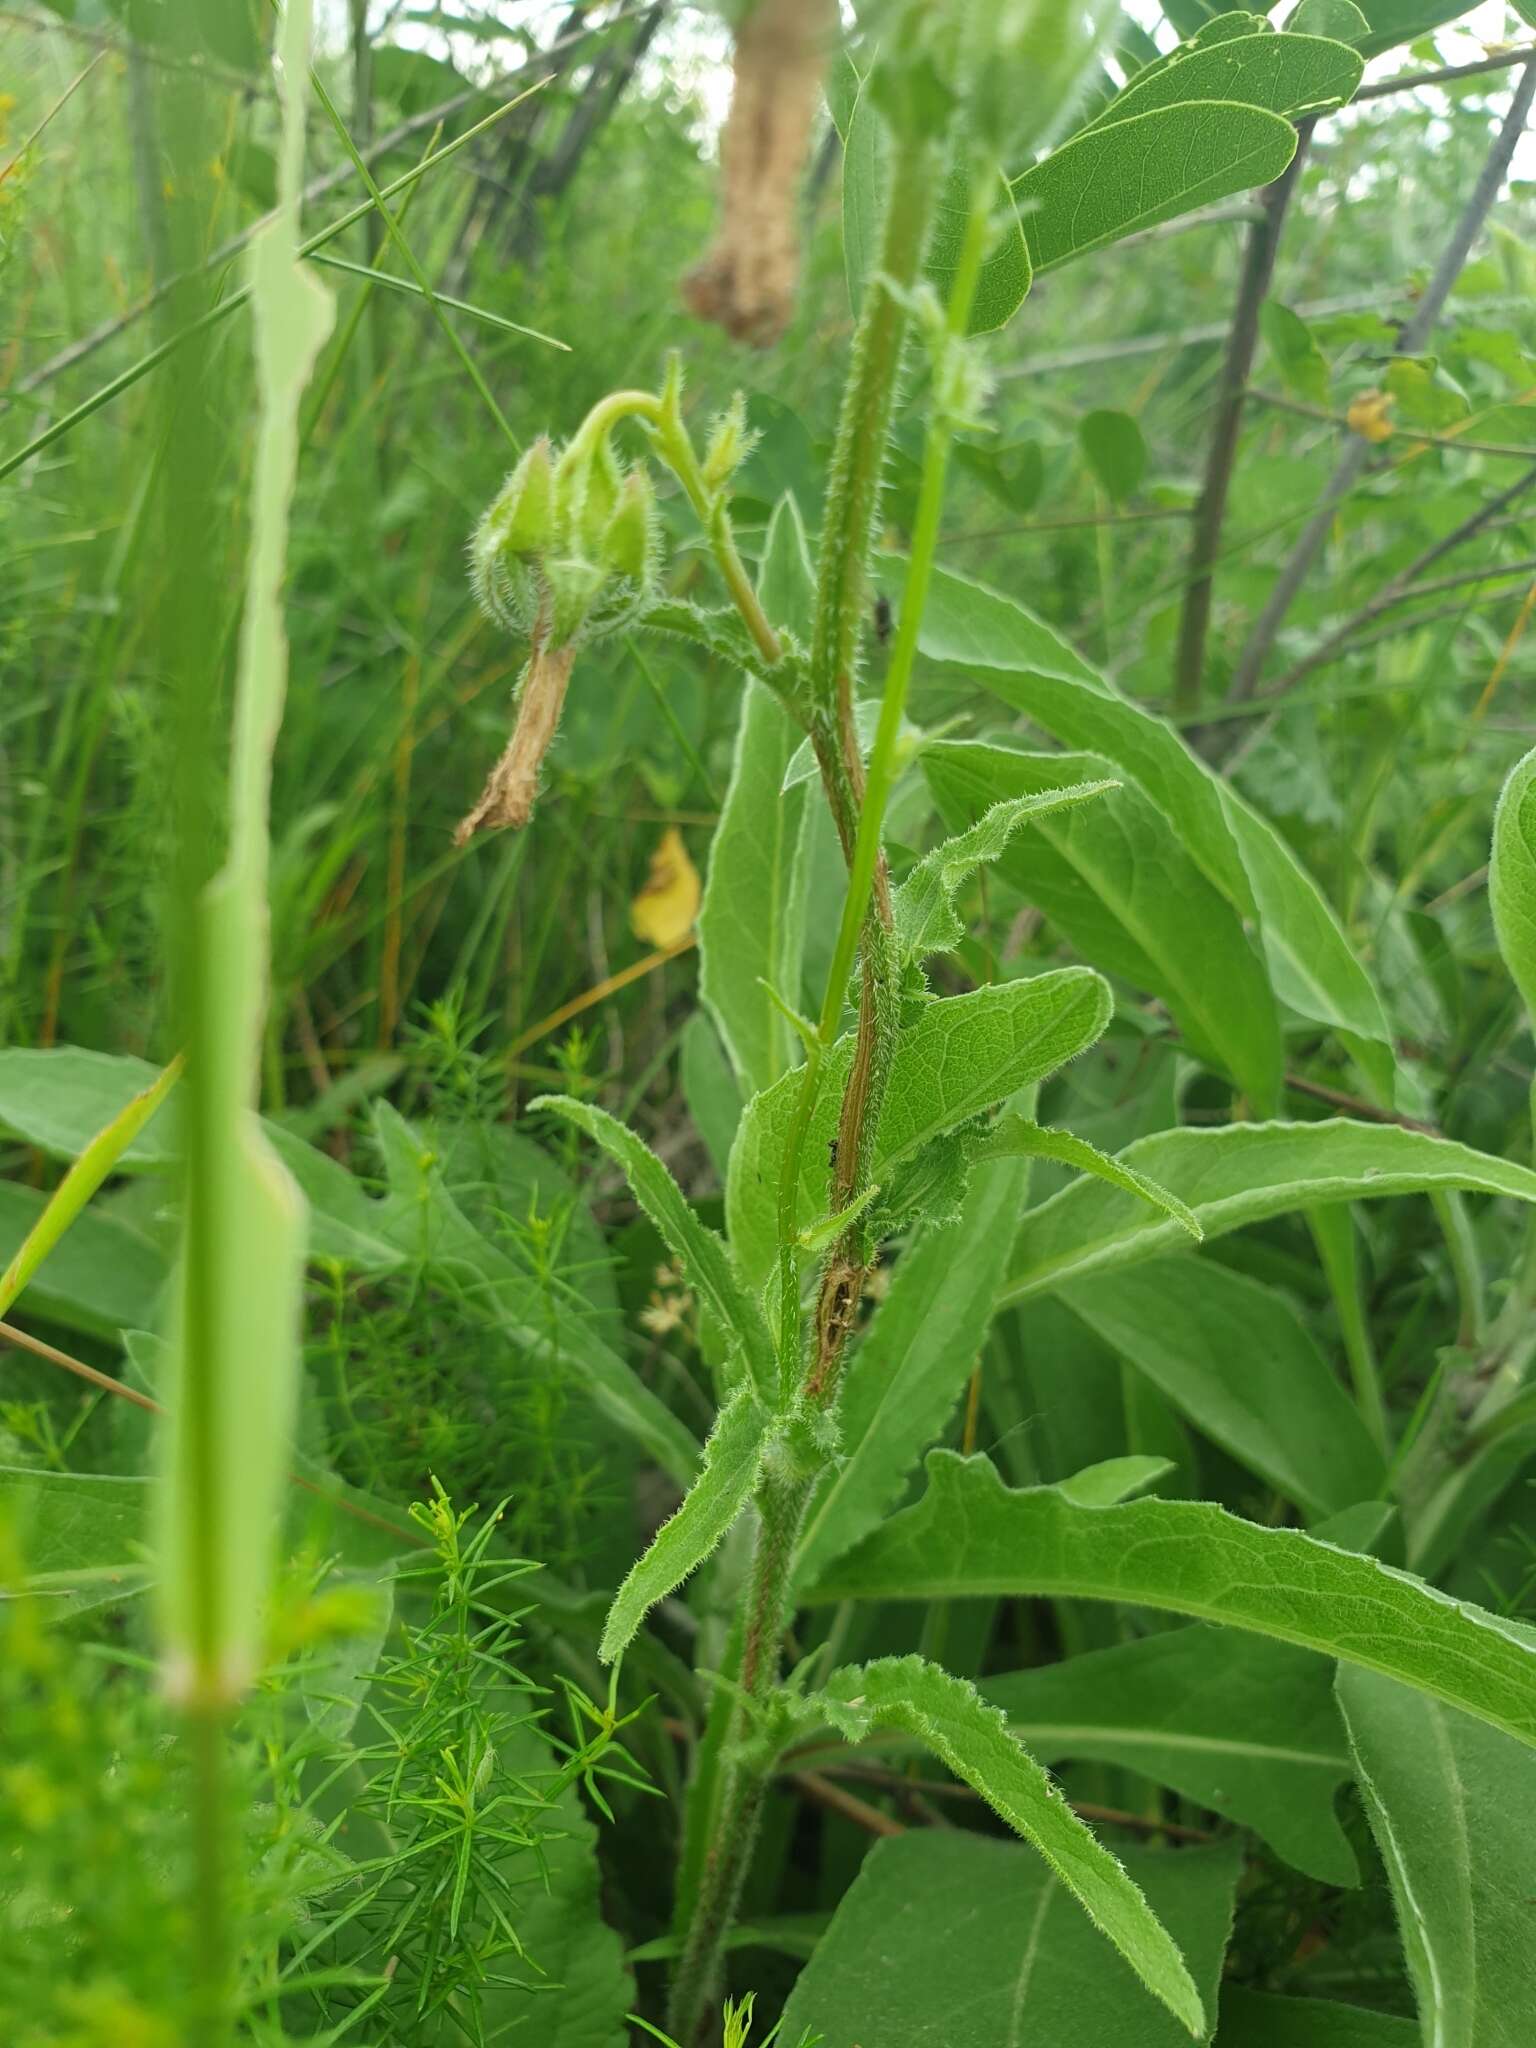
(892, 780), (1120, 964)
(697, 497), (815, 1097)
(778, 1828), (1242, 2048)
(0, 1180), (168, 1341)
(1079, 409), (1148, 502)
(599, 1388), (771, 1663)
(1056, 1454), (1174, 1505)
(1058, 1257), (1386, 1518)
(1005, 1118), (1536, 1307)
(794, 1151), (1032, 1587)
(727, 969), (1112, 1294)
(0, 1056), (180, 1321)
(372, 1105), (701, 1486)
(0, 1047), (182, 1168)
(810, 1450), (1536, 1751)
(1081, 30), (1363, 136)
(530, 1094), (776, 1406)
(927, 743), (1284, 1108)
(1338, 1666), (1536, 2048)
(0, 1467), (153, 1616)
(842, 90), (1032, 333)
(680, 1012), (743, 1182)
(1262, 299), (1331, 405)
(1014, 101), (1298, 276)
(983, 1625), (1358, 1885)
(888, 561), (1396, 1084)
(1351, 2), (1482, 59)
(820, 1657), (1206, 2036)
(1491, 744), (1536, 1029)
(977, 1116), (1202, 1239)
(1216, 1987), (1416, 2044)
(1282, 2), (1371, 42)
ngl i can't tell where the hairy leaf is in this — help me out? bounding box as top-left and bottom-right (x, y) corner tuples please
(697, 496), (814, 1096)
(1081, 30), (1363, 136)
(1006, 1118), (1536, 1306)
(887, 560), (1396, 1083)
(810, 1451), (1536, 1751)
(984, 1624), (1357, 1885)
(531, 1094), (776, 1405)
(600, 1388), (771, 1663)
(727, 969), (1112, 1292)
(821, 1656), (1207, 2036)
(893, 780), (1119, 964)
(1339, 1666), (1536, 2048)
(779, 1829), (1241, 2048)
(979, 1117), (1200, 1238)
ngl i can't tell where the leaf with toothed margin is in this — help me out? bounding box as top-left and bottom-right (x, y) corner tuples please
(809, 1451), (1536, 1753)
(725, 967), (1113, 1296)
(531, 1093), (776, 1406)
(599, 1388), (772, 1664)
(814, 1656), (1208, 2037)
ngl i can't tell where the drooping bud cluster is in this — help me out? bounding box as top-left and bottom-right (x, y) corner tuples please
(458, 430), (661, 844)
(470, 430), (661, 652)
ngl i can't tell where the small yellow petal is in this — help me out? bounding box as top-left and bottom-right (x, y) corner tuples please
(631, 826), (701, 949)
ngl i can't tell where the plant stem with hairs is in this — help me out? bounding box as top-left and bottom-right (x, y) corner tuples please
(665, 155), (1000, 2048)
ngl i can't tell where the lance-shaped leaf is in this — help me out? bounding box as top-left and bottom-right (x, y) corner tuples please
(727, 968), (1112, 1293)
(0, 1180), (167, 1342)
(1058, 1257), (1386, 1519)
(809, 1451), (1536, 1752)
(1005, 1118), (1536, 1308)
(1217, 1986), (1416, 2044)
(819, 1656), (1207, 2037)
(883, 559), (1396, 1090)
(984, 1625), (1358, 1886)
(599, 1388), (771, 1663)
(1014, 100), (1298, 276)
(531, 1093), (776, 1405)
(1338, 1666), (1536, 2048)
(0, 1056), (181, 1321)
(977, 1115), (1201, 1239)
(1080, 30), (1363, 138)
(1491, 743), (1536, 1029)
(929, 742), (1284, 1108)
(893, 781), (1119, 963)
(697, 495), (814, 1097)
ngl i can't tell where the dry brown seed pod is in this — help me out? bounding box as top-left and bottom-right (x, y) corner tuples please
(681, 0), (838, 348)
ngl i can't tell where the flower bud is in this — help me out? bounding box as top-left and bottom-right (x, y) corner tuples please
(700, 393), (757, 496)
(600, 468), (659, 586)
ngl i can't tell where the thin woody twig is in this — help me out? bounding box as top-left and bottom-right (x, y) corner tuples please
(1173, 121), (1314, 714)
(1257, 464), (1536, 699)
(1249, 387), (1536, 461)
(1228, 59), (1536, 707)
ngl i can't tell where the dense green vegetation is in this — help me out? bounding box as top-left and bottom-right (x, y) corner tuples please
(7, 2), (1536, 2043)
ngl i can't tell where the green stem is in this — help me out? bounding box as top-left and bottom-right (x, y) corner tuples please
(670, 158), (993, 2041)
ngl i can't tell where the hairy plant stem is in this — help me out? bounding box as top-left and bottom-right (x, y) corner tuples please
(670, 160), (996, 2048)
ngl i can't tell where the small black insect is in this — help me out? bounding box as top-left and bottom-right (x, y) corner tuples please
(873, 593), (893, 646)
(827, 1137), (839, 1169)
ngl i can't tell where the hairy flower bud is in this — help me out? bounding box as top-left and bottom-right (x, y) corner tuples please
(700, 393), (758, 496)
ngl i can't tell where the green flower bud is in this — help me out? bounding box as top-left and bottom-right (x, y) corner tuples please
(600, 468), (658, 586)
(470, 438), (557, 637)
(700, 392), (757, 496)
